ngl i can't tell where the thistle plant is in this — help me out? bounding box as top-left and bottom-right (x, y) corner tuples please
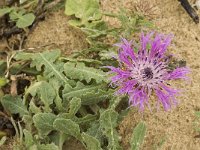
(108, 32), (189, 111)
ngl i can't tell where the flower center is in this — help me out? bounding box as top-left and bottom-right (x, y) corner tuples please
(142, 67), (153, 80)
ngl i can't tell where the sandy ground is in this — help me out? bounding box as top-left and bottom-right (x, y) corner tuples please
(1, 0), (200, 150)
(24, 0), (200, 149)
(104, 0), (200, 149)
(25, 10), (88, 55)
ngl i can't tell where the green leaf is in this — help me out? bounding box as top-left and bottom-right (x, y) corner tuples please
(64, 62), (107, 84)
(65, 0), (102, 25)
(53, 118), (81, 140)
(0, 78), (7, 87)
(75, 114), (97, 125)
(86, 121), (103, 146)
(49, 79), (64, 112)
(0, 136), (6, 146)
(68, 19), (82, 27)
(23, 129), (34, 148)
(63, 82), (111, 105)
(14, 52), (34, 60)
(37, 143), (59, 150)
(68, 97), (81, 117)
(1, 95), (28, 117)
(29, 100), (41, 114)
(100, 109), (122, 150)
(31, 50), (68, 83)
(130, 122), (146, 150)
(0, 61), (6, 76)
(82, 132), (102, 150)
(25, 81), (56, 112)
(195, 111), (200, 118)
(33, 113), (56, 136)
(16, 13), (35, 28)
(0, 7), (13, 17)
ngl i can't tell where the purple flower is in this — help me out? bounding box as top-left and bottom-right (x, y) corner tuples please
(108, 32), (189, 111)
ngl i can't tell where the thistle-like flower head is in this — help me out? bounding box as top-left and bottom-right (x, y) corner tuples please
(108, 32), (189, 111)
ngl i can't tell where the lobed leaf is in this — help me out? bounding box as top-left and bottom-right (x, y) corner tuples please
(31, 50), (67, 83)
(53, 118), (81, 140)
(65, 0), (101, 25)
(25, 81), (56, 112)
(33, 113), (57, 136)
(64, 62), (107, 84)
(1, 95), (28, 117)
(63, 82), (111, 105)
(68, 97), (81, 117)
(37, 143), (59, 150)
(99, 109), (122, 150)
(82, 132), (102, 150)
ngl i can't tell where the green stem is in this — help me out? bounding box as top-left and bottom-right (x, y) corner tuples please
(59, 132), (63, 150)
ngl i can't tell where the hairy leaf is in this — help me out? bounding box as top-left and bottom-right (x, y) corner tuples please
(65, 0), (101, 25)
(32, 50), (68, 83)
(25, 81), (56, 112)
(64, 62), (107, 84)
(49, 79), (64, 112)
(75, 114), (97, 125)
(100, 109), (122, 150)
(37, 143), (59, 150)
(23, 129), (34, 148)
(68, 97), (81, 117)
(33, 113), (56, 136)
(0, 7), (13, 16)
(53, 118), (81, 140)
(130, 122), (146, 150)
(29, 101), (41, 114)
(82, 132), (102, 150)
(16, 13), (35, 28)
(63, 82), (111, 105)
(1, 95), (28, 117)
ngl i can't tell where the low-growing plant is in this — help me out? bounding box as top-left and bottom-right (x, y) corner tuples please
(0, 49), (147, 150)
(0, 7), (35, 28)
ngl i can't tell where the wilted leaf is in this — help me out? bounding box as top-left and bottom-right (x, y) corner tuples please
(130, 122), (146, 150)
(82, 132), (102, 150)
(1, 95), (28, 117)
(33, 113), (56, 136)
(53, 118), (81, 140)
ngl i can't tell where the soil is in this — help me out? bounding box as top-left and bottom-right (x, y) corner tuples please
(1, 0), (200, 150)
(24, 9), (88, 55)
(115, 0), (200, 150)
